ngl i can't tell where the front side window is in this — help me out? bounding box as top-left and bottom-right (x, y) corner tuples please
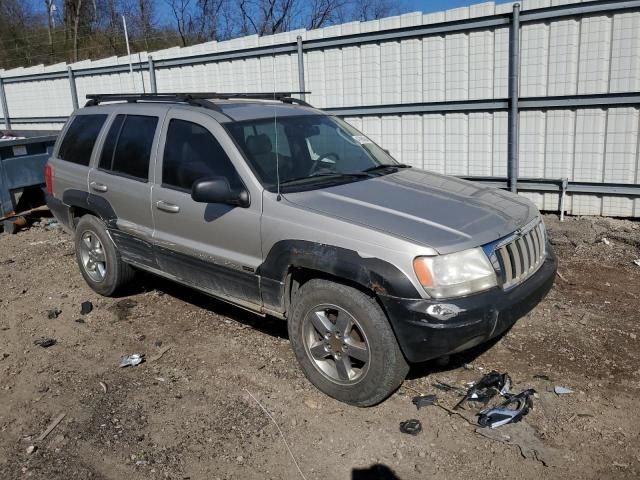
(58, 114), (107, 165)
(225, 115), (397, 192)
(162, 119), (243, 191)
(99, 114), (158, 181)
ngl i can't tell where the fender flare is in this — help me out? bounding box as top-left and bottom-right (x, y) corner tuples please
(258, 240), (421, 299)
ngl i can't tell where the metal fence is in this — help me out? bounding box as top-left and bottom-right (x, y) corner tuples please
(1, 0), (639, 217)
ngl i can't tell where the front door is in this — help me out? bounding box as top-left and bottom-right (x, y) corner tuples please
(151, 108), (263, 308)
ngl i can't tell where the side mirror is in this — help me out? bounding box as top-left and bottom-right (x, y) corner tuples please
(191, 177), (250, 208)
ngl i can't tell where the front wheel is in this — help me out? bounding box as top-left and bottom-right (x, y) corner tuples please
(288, 279), (408, 406)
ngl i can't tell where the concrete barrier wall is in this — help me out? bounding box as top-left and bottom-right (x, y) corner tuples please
(1, 0), (639, 217)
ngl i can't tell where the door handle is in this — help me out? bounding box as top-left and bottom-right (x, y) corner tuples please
(156, 200), (180, 213)
(90, 181), (108, 192)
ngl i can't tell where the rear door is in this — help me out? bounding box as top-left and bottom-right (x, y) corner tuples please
(88, 105), (165, 268)
(50, 113), (108, 205)
(151, 108), (263, 308)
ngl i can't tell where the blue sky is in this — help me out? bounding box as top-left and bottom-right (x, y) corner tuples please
(29, 0), (511, 24)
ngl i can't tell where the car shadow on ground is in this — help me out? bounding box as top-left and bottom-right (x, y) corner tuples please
(406, 334), (504, 380)
(130, 271), (290, 339)
(125, 271), (508, 380)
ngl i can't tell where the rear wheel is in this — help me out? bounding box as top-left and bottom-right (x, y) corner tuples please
(288, 279), (408, 406)
(74, 215), (135, 296)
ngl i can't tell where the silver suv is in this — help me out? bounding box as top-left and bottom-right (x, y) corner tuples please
(45, 93), (557, 406)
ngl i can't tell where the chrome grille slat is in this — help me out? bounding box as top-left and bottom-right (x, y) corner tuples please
(496, 219), (546, 289)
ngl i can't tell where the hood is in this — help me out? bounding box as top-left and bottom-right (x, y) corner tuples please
(282, 169), (538, 254)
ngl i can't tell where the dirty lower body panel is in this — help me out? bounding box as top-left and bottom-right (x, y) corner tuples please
(379, 247), (557, 363)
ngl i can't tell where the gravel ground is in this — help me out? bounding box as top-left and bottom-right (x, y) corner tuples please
(0, 213), (639, 479)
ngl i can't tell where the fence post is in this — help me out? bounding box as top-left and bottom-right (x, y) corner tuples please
(508, 3), (521, 194)
(67, 66), (79, 110)
(148, 55), (157, 93)
(0, 77), (11, 130)
(296, 36), (306, 101)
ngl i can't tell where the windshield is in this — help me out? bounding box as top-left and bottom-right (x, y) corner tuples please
(225, 115), (398, 191)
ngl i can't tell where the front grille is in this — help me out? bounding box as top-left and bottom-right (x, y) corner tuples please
(495, 220), (546, 289)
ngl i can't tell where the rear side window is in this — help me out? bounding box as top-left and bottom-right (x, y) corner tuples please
(57, 114), (107, 165)
(99, 114), (158, 181)
(162, 119), (243, 191)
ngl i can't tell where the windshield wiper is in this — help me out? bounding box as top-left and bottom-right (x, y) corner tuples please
(279, 171), (370, 186)
(362, 163), (411, 173)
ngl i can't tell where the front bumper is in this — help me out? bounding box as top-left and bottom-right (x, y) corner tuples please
(379, 246), (557, 363)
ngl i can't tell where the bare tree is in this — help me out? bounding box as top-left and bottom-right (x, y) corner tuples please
(238, 0), (295, 36)
(166, 0), (224, 46)
(350, 0), (398, 21)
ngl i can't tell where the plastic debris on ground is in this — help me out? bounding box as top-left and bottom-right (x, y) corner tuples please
(34, 338), (56, 348)
(399, 419), (422, 435)
(412, 394), (437, 410)
(119, 353), (145, 368)
(454, 371), (511, 410)
(80, 301), (93, 315)
(477, 389), (536, 429)
(554, 385), (574, 395)
(633, 259), (640, 267)
(601, 237), (611, 246)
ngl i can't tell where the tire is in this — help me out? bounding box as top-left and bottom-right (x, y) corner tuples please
(288, 279), (409, 407)
(74, 215), (135, 296)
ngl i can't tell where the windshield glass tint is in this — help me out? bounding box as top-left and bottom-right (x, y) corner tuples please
(226, 115), (396, 190)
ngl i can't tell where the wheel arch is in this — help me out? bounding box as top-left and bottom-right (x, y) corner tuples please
(259, 240), (421, 316)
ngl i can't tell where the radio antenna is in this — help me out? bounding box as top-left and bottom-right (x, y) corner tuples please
(272, 53), (281, 201)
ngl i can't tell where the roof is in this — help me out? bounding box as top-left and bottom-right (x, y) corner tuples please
(80, 92), (324, 123)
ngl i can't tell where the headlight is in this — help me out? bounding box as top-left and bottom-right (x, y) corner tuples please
(413, 247), (497, 299)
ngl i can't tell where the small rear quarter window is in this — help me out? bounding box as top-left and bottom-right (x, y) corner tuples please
(57, 114), (107, 166)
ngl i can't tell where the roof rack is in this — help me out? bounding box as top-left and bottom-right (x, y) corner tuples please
(84, 92), (313, 109)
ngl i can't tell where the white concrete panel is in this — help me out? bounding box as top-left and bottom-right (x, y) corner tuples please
(493, 27), (509, 98)
(380, 42), (401, 104)
(381, 116), (402, 160)
(343, 46), (361, 106)
(548, 20), (579, 95)
(609, 12), (640, 92)
(445, 33), (469, 101)
(520, 23), (549, 96)
(573, 109), (607, 182)
(445, 113), (469, 175)
(401, 39), (422, 103)
(324, 48), (343, 107)
(492, 112), (508, 176)
(571, 194), (602, 215)
(401, 115), (423, 168)
(602, 196), (634, 217)
(422, 36), (445, 102)
(577, 15), (612, 94)
(361, 117), (382, 145)
(361, 44), (381, 105)
(468, 112), (493, 176)
(519, 191), (544, 210)
(469, 30), (494, 99)
(545, 110), (575, 179)
(519, 111), (546, 178)
(260, 56), (275, 93)
(603, 108), (639, 184)
(305, 51), (325, 107)
(423, 114), (445, 173)
(344, 117), (362, 131)
(244, 58), (261, 93)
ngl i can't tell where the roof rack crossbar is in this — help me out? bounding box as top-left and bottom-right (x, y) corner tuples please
(84, 92), (312, 108)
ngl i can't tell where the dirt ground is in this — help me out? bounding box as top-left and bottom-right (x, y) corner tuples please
(1, 212), (639, 480)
